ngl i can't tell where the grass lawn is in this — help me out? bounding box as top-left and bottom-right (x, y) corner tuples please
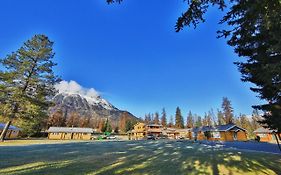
(0, 139), (89, 146)
(0, 140), (280, 175)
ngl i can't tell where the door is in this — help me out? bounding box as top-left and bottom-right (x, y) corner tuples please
(233, 132), (238, 141)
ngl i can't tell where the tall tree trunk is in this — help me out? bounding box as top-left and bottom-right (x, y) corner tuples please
(0, 104), (18, 142)
(274, 133), (281, 152)
(0, 120), (12, 142)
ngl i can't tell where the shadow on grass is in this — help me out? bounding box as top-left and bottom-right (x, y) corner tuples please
(0, 141), (280, 175)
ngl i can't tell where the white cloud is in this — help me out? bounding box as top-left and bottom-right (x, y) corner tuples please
(55, 80), (100, 98)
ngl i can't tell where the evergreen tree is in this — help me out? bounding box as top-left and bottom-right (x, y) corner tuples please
(125, 120), (135, 132)
(161, 108), (167, 127)
(102, 118), (112, 133)
(176, 0), (281, 135)
(186, 111), (193, 128)
(221, 97), (234, 124)
(154, 112), (160, 124)
(175, 107), (184, 128)
(147, 113), (152, 124)
(168, 115), (174, 127)
(202, 113), (207, 126)
(195, 115), (202, 127)
(0, 34), (59, 141)
(144, 114), (149, 124)
(203, 112), (212, 126)
(217, 109), (225, 125)
(150, 113), (154, 123)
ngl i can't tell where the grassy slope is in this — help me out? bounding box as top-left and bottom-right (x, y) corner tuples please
(0, 140), (280, 175)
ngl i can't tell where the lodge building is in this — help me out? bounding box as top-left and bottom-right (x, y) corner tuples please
(47, 127), (94, 140)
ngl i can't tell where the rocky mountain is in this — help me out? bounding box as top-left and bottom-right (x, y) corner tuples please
(50, 92), (138, 123)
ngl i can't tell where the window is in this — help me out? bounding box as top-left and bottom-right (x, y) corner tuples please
(257, 133), (267, 138)
(212, 132), (221, 138)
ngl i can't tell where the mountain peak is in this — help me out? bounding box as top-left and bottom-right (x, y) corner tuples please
(50, 80), (139, 128)
(55, 92), (117, 111)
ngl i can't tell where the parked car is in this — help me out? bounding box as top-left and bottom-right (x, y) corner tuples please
(146, 135), (156, 140)
(107, 135), (117, 140)
(177, 136), (184, 140)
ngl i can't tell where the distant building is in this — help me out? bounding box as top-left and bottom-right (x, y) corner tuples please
(174, 128), (192, 139)
(254, 127), (281, 143)
(0, 123), (20, 139)
(128, 122), (146, 140)
(47, 127), (94, 140)
(128, 123), (163, 140)
(128, 123), (191, 140)
(146, 124), (163, 137)
(192, 124), (247, 142)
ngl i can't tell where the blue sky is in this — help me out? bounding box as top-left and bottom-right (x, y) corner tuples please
(0, 0), (261, 119)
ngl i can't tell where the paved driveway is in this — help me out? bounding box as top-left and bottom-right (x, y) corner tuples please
(201, 140), (281, 154)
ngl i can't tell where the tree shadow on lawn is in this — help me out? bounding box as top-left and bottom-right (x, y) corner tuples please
(0, 141), (280, 175)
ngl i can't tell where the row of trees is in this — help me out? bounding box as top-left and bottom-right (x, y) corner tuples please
(143, 97), (262, 138)
(47, 110), (136, 134)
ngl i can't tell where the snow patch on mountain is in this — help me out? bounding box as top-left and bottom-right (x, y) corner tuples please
(55, 80), (116, 111)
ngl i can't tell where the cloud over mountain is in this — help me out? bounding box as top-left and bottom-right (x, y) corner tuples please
(55, 80), (100, 98)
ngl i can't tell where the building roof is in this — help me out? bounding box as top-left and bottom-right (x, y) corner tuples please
(47, 127), (94, 133)
(0, 123), (21, 131)
(174, 128), (191, 132)
(147, 124), (163, 127)
(192, 124), (246, 132)
(253, 127), (276, 133)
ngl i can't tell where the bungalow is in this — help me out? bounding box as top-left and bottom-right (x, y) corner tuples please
(192, 124), (247, 141)
(254, 127), (281, 143)
(47, 127), (94, 140)
(0, 123), (20, 139)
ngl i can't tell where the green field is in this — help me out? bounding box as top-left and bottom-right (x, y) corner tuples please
(0, 140), (280, 175)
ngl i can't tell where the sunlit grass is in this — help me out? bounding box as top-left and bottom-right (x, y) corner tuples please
(0, 140), (280, 175)
(0, 139), (88, 146)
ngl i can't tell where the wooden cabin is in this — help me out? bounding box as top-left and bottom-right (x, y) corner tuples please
(254, 127), (281, 143)
(128, 123), (163, 140)
(0, 123), (20, 139)
(128, 122), (146, 140)
(192, 124), (247, 142)
(47, 127), (94, 140)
